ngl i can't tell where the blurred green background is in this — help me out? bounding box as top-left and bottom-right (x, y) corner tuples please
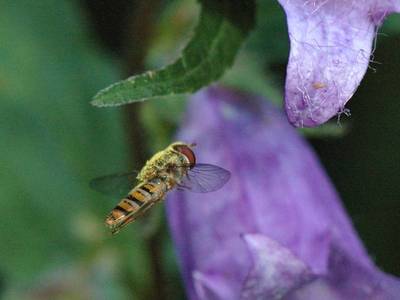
(0, 1), (399, 299)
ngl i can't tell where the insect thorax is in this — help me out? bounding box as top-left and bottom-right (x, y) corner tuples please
(136, 148), (189, 183)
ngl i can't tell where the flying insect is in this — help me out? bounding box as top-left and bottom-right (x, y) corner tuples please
(91, 142), (231, 234)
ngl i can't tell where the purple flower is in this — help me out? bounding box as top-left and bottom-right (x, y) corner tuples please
(277, 0), (400, 127)
(166, 86), (400, 299)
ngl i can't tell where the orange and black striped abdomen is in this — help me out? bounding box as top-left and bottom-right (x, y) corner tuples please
(105, 180), (165, 232)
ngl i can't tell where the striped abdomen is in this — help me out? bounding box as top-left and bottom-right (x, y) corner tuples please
(105, 178), (167, 234)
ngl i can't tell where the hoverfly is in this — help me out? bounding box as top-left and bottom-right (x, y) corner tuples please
(91, 142), (231, 234)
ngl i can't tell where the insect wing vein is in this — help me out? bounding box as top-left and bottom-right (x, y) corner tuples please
(179, 163), (230, 193)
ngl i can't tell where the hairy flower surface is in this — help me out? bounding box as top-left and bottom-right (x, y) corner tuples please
(277, 0), (400, 127)
(167, 86), (400, 299)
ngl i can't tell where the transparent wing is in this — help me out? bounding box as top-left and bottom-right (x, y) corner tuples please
(90, 171), (138, 198)
(179, 163), (231, 193)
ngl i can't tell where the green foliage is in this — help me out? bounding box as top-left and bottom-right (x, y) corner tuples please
(382, 13), (400, 34)
(246, 0), (289, 65)
(145, 0), (199, 69)
(0, 0), (149, 297)
(222, 52), (283, 106)
(91, 0), (256, 107)
(140, 96), (187, 151)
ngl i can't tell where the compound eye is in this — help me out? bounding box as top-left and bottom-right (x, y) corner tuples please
(173, 144), (196, 168)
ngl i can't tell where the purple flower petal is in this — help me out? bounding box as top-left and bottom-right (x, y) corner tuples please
(277, 0), (400, 127)
(287, 244), (400, 300)
(166, 86), (400, 299)
(241, 234), (313, 300)
(193, 271), (234, 300)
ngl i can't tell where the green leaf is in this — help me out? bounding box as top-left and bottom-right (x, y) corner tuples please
(91, 0), (256, 107)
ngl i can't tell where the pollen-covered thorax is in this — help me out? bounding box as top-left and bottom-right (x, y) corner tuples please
(136, 142), (194, 182)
